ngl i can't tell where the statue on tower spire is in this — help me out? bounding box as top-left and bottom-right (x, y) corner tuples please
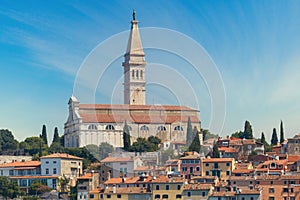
(133, 9), (136, 20)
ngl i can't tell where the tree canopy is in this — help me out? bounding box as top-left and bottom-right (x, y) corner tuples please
(40, 125), (48, 146)
(123, 121), (131, 151)
(52, 127), (60, 143)
(212, 142), (220, 158)
(130, 136), (161, 152)
(0, 176), (24, 199)
(0, 129), (18, 151)
(271, 128), (278, 145)
(186, 117), (193, 147)
(230, 120), (253, 139)
(188, 127), (200, 152)
(280, 120), (285, 144)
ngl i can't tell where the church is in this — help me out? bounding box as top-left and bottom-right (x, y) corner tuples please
(64, 12), (202, 148)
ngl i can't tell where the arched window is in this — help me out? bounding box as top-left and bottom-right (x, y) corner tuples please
(132, 70), (134, 78)
(105, 125), (115, 130)
(88, 124), (97, 130)
(174, 126), (183, 131)
(140, 125), (149, 131)
(140, 70), (143, 78)
(157, 126), (166, 131)
(136, 70), (139, 79)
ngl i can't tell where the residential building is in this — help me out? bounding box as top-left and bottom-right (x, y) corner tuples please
(201, 158), (235, 180)
(77, 172), (99, 200)
(180, 152), (201, 179)
(287, 134), (300, 155)
(100, 157), (143, 178)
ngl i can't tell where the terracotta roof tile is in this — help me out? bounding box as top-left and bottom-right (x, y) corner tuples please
(78, 173), (98, 179)
(40, 153), (82, 160)
(202, 158), (234, 163)
(101, 157), (132, 163)
(10, 175), (59, 179)
(0, 161), (40, 168)
(80, 113), (200, 124)
(79, 104), (197, 111)
(184, 183), (212, 190)
(218, 147), (238, 153)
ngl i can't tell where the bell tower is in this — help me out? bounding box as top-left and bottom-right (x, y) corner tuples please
(122, 10), (146, 105)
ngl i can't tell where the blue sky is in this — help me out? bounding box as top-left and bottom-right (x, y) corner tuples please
(1, 0), (300, 142)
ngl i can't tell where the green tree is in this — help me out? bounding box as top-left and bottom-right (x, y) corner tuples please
(49, 141), (65, 153)
(123, 121), (131, 151)
(271, 128), (278, 145)
(99, 142), (114, 160)
(52, 127), (60, 143)
(212, 142), (220, 158)
(261, 132), (266, 144)
(186, 117), (193, 146)
(41, 125), (48, 146)
(0, 129), (18, 151)
(243, 120), (253, 139)
(231, 131), (243, 139)
(188, 128), (200, 152)
(130, 137), (160, 152)
(202, 129), (218, 141)
(148, 136), (161, 146)
(0, 177), (24, 199)
(29, 180), (51, 196)
(280, 120), (285, 144)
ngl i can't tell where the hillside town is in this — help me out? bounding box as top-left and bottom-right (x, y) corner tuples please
(1, 6), (300, 200)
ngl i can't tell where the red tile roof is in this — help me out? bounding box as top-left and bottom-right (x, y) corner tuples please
(40, 153), (82, 160)
(218, 147), (238, 153)
(78, 173), (98, 179)
(0, 161), (40, 168)
(101, 157), (132, 163)
(10, 175), (59, 179)
(202, 158), (234, 163)
(79, 104), (197, 111)
(80, 113), (200, 124)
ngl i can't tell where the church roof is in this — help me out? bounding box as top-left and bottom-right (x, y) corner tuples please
(80, 113), (200, 124)
(79, 104), (198, 111)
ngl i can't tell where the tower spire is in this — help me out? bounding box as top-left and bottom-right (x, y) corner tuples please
(122, 11), (146, 105)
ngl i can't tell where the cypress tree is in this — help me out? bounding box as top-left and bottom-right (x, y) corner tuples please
(261, 132), (266, 144)
(41, 125), (48, 146)
(271, 128), (278, 145)
(243, 120), (253, 139)
(186, 117), (193, 146)
(52, 127), (60, 143)
(212, 142), (220, 158)
(123, 121), (131, 151)
(188, 127), (200, 152)
(280, 120), (285, 144)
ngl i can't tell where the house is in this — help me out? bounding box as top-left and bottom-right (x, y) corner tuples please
(201, 158), (235, 180)
(287, 134), (300, 155)
(179, 153), (201, 179)
(255, 159), (288, 176)
(77, 172), (99, 200)
(218, 147), (238, 159)
(151, 176), (184, 200)
(183, 183), (213, 200)
(100, 156), (143, 178)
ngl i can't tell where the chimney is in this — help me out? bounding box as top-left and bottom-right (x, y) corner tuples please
(107, 172), (111, 180)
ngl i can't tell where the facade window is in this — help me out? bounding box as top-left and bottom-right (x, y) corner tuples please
(140, 70), (143, 79)
(202, 192), (206, 197)
(100, 194), (103, 199)
(177, 185), (181, 190)
(174, 126), (183, 131)
(176, 194), (182, 199)
(283, 188), (288, 193)
(132, 70), (134, 78)
(107, 194), (111, 198)
(291, 188), (294, 193)
(206, 171), (209, 176)
(270, 162), (276, 169)
(156, 185), (160, 190)
(226, 171), (230, 176)
(269, 188), (274, 193)
(226, 162), (230, 166)
(205, 163), (209, 167)
(117, 194), (121, 198)
(154, 195), (160, 199)
(88, 124), (97, 130)
(187, 192), (191, 197)
(214, 163), (219, 168)
(53, 161), (57, 164)
(157, 126), (166, 131)
(270, 181), (274, 185)
(269, 197), (274, 200)
(162, 194), (168, 199)
(90, 194), (94, 199)
(166, 185), (170, 190)
(52, 179), (57, 189)
(136, 70), (139, 78)
(46, 168), (49, 175)
(53, 168), (57, 174)
(105, 125), (115, 130)
(46, 161), (49, 164)
(196, 167), (200, 171)
(9, 170), (13, 176)
(182, 167), (187, 172)
(140, 125), (149, 131)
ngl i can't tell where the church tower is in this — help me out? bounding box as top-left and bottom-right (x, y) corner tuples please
(122, 10), (146, 105)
